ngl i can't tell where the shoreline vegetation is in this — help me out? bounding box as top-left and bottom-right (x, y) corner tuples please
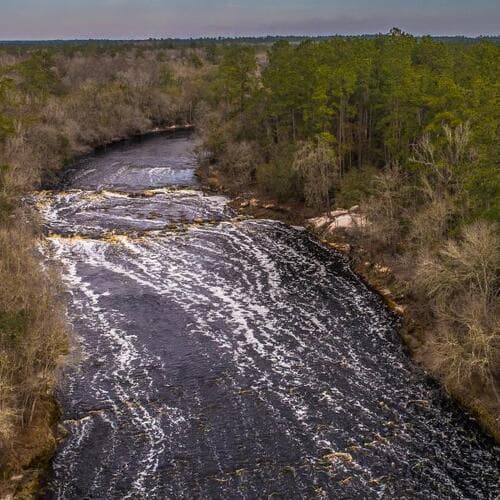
(0, 32), (498, 496)
(199, 169), (500, 441)
(0, 43), (206, 497)
(192, 30), (499, 441)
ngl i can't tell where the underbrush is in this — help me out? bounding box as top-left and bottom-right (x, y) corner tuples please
(197, 118), (500, 440)
(412, 222), (499, 430)
(346, 162), (500, 439)
(0, 44), (209, 495)
(0, 218), (67, 490)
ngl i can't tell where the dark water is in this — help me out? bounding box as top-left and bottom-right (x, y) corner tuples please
(37, 132), (499, 499)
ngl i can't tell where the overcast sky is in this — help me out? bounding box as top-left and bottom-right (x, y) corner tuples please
(0, 0), (499, 40)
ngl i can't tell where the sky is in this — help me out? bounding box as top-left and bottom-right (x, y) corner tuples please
(0, 0), (499, 40)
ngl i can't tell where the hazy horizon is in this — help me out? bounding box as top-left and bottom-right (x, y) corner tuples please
(1, 33), (500, 43)
(1, 0), (499, 40)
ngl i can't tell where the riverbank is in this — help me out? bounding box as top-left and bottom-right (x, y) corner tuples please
(197, 163), (500, 443)
(2, 127), (496, 497)
(33, 132), (500, 498)
(0, 399), (60, 499)
(0, 126), (194, 500)
(0, 219), (67, 499)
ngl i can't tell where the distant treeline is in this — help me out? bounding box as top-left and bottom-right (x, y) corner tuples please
(0, 32), (499, 53)
(0, 33), (498, 492)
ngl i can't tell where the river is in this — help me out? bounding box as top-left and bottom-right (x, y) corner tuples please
(37, 131), (499, 499)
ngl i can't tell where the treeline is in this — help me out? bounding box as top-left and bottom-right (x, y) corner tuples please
(196, 32), (500, 437)
(0, 34), (498, 491)
(0, 44), (211, 491)
(2, 34), (499, 51)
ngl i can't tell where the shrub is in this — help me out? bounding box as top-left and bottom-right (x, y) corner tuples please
(194, 103), (234, 161)
(0, 221), (67, 464)
(256, 163), (299, 202)
(220, 141), (260, 187)
(358, 164), (415, 254)
(413, 221), (499, 391)
(335, 165), (378, 208)
(293, 137), (339, 211)
(415, 221), (499, 306)
(464, 164), (500, 222)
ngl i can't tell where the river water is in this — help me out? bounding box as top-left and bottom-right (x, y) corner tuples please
(37, 132), (499, 499)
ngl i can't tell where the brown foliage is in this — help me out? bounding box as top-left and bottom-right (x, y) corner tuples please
(0, 218), (67, 463)
(220, 141), (260, 186)
(0, 45), (210, 490)
(413, 222), (500, 423)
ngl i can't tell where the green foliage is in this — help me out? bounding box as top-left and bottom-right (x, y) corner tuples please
(464, 165), (500, 222)
(187, 52), (203, 68)
(412, 36), (452, 73)
(336, 165), (378, 208)
(205, 45), (220, 64)
(0, 115), (14, 143)
(214, 46), (257, 111)
(201, 33), (499, 221)
(159, 65), (179, 95)
(293, 137), (339, 210)
(15, 51), (62, 97)
(255, 144), (300, 201)
(0, 78), (15, 141)
(0, 310), (28, 345)
(0, 165), (14, 221)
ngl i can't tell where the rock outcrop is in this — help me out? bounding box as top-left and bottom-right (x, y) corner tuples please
(308, 206), (368, 235)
